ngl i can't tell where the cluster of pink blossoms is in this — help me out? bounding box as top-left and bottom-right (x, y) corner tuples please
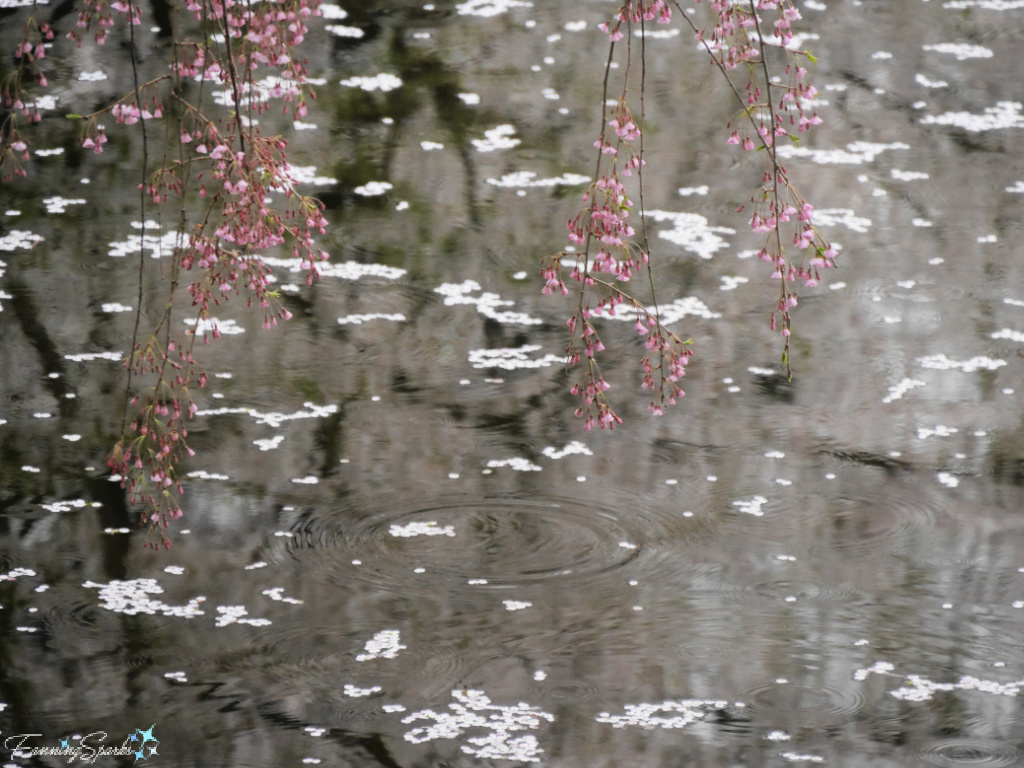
(685, 0), (835, 352)
(544, 84), (693, 428)
(1, 20), (56, 178)
(68, 0), (142, 47)
(598, 0), (672, 40)
(546, 0), (834, 429)
(3, 0), (327, 542)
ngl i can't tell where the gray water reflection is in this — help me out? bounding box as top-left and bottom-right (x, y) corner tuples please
(4, 1), (1024, 766)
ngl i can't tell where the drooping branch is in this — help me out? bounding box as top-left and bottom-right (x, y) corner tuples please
(543, 0), (835, 430)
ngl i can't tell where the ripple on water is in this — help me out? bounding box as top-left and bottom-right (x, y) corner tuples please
(741, 680), (866, 721)
(283, 496), (647, 593)
(674, 639), (737, 660)
(527, 680), (601, 702)
(710, 577), (868, 612)
(917, 739), (1022, 768)
(819, 491), (944, 557)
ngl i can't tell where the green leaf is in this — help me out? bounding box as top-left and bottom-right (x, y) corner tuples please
(805, 52), (819, 64)
(65, 114), (82, 120)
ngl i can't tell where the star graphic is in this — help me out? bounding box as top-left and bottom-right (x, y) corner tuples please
(60, 738), (70, 749)
(129, 732), (139, 743)
(137, 725), (158, 746)
(145, 744), (159, 758)
(133, 748), (146, 763)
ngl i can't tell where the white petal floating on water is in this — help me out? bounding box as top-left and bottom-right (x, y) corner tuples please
(643, 210), (735, 260)
(254, 435), (285, 451)
(184, 317), (244, 336)
(889, 672), (1023, 701)
(326, 25), (364, 37)
(343, 684), (382, 697)
(598, 296), (721, 324)
(486, 171), (590, 188)
(813, 208), (873, 232)
(919, 354), (1006, 372)
(922, 42), (994, 60)
(487, 458), (542, 471)
(921, 101), (1024, 132)
(340, 74), (403, 92)
(108, 230), (189, 259)
(472, 124), (520, 152)
(720, 275), (749, 291)
(216, 604), (271, 627)
(635, 28), (679, 38)
(776, 141), (909, 165)
(732, 496), (768, 517)
(992, 328), (1024, 342)
(943, 0), (1024, 7)
(0, 230), (44, 251)
(542, 441), (592, 459)
(402, 690), (552, 762)
(283, 165), (339, 186)
(455, 0), (532, 17)
(38, 495), (99, 514)
(354, 181), (393, 196)
(2, 568), (37, 582)
(891, 169), (930, 181)
(389, 521), (456, 537)
(915, 73), (949, 89)
(187, 470), (229, 480)
(436, 280), (542, 325)
(357, 629), (406, 661)
(83, 578), (206, 618)
(467, 345), (562, 370)
(43, 196), (86, 213)
(781, 752), (824, 763)
(596, 699), (731, 729)
(337, 313), (405, 325)
(883, 378), (927, 404)
(263, 587), (303, 605)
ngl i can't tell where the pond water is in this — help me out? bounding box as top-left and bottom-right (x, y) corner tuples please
(4, 1), (1024, 766)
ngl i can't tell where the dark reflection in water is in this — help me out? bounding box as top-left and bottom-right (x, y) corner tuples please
(4, 1), (1024, 766)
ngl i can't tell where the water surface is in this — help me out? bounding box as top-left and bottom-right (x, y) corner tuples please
(3, 1), (1024, 766)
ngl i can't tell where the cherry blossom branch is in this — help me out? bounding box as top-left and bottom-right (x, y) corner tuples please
(6, 0), (325, 545)
(544, 0), (835, 432)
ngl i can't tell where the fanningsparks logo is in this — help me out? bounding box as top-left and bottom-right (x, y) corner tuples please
(4, 724), (159, 764)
